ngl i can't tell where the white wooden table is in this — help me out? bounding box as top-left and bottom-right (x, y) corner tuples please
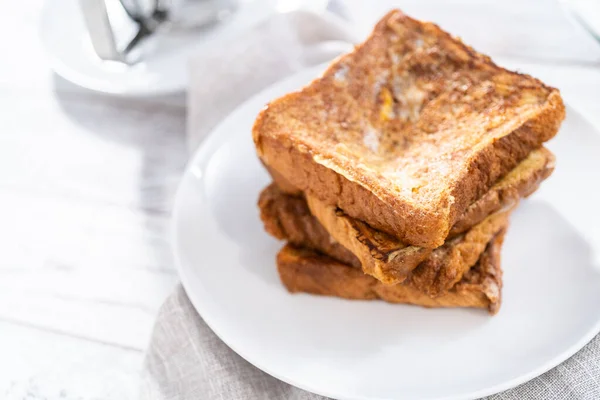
(1, 1), (599, 399)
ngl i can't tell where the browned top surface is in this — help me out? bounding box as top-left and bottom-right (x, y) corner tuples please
(254, 9), (562, 213)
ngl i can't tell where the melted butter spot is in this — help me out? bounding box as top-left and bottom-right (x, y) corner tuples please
(380, 87), (395, 121)
(334, 64), (349, 83)
(372, 71), (390, 100)
(363, 126), (380, 153)
(392, 79), (427, 122)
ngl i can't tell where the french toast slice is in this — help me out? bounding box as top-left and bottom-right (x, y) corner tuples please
(305, 147), (553, 285)
(277, 230), (505, 314)
(407, 207), (510, 296)
(259, 184), (511, 296)
(449, 147), (554, 236)
(261, 147), (551, 286)
(254, 9), (565, 248)
(259, 183), (360, 267)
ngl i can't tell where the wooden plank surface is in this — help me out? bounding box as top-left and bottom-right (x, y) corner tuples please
(1, 0), (599, 399)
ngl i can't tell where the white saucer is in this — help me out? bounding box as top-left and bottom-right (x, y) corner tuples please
(39, 0), (326, 96)
(172, 64), (600, 400)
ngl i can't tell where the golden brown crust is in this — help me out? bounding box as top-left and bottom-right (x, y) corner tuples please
(407, 209), (511, 296)
(259, 184), (511, 295)
(457, 229), (505, 314)
(450, 147), (554, 235)
(268, 147), (551, 284)
(264, 164), (302, 196)
(258, 184), (359, 267)
(254, 10), (565, 248)
(269, 147), (555, 238)
(277, 230), (506, 314)
(306, 194), (431, 284)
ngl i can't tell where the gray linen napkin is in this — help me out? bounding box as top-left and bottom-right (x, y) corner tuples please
(141, 9), (600, 400)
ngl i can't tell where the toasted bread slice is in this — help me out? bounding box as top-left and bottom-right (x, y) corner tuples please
(305, 147), (552, 284)
(277, 230), (505, 314)
(265, 164), (302, 196)
(259, 184), (359, 267)
(254, 9), (564, 248)
(407, 207), (510, 296)
(259, 184), (511, 295)
(450, 147), (554, 236)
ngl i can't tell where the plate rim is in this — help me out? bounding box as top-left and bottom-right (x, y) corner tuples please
(172, 63), (600, 400)
(38, 0), (183, 96)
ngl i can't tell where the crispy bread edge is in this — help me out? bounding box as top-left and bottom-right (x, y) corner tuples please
(260, 183), (510, 294)
(305, 194), (431, 284)
(258, 185), (360, 267)
(408, 206), (512, 297)
(276, 229), (506, 313)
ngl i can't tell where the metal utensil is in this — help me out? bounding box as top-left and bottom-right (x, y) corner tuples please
(78, 0), (237, 63)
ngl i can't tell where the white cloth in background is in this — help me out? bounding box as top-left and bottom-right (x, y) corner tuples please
(186, 9), (356, 152)
(141, 9), (600, 400)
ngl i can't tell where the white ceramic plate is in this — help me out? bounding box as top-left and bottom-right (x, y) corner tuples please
(172, 64), (600, 400)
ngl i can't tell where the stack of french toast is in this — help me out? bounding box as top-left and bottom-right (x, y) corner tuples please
(252, 10), (565, 314)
